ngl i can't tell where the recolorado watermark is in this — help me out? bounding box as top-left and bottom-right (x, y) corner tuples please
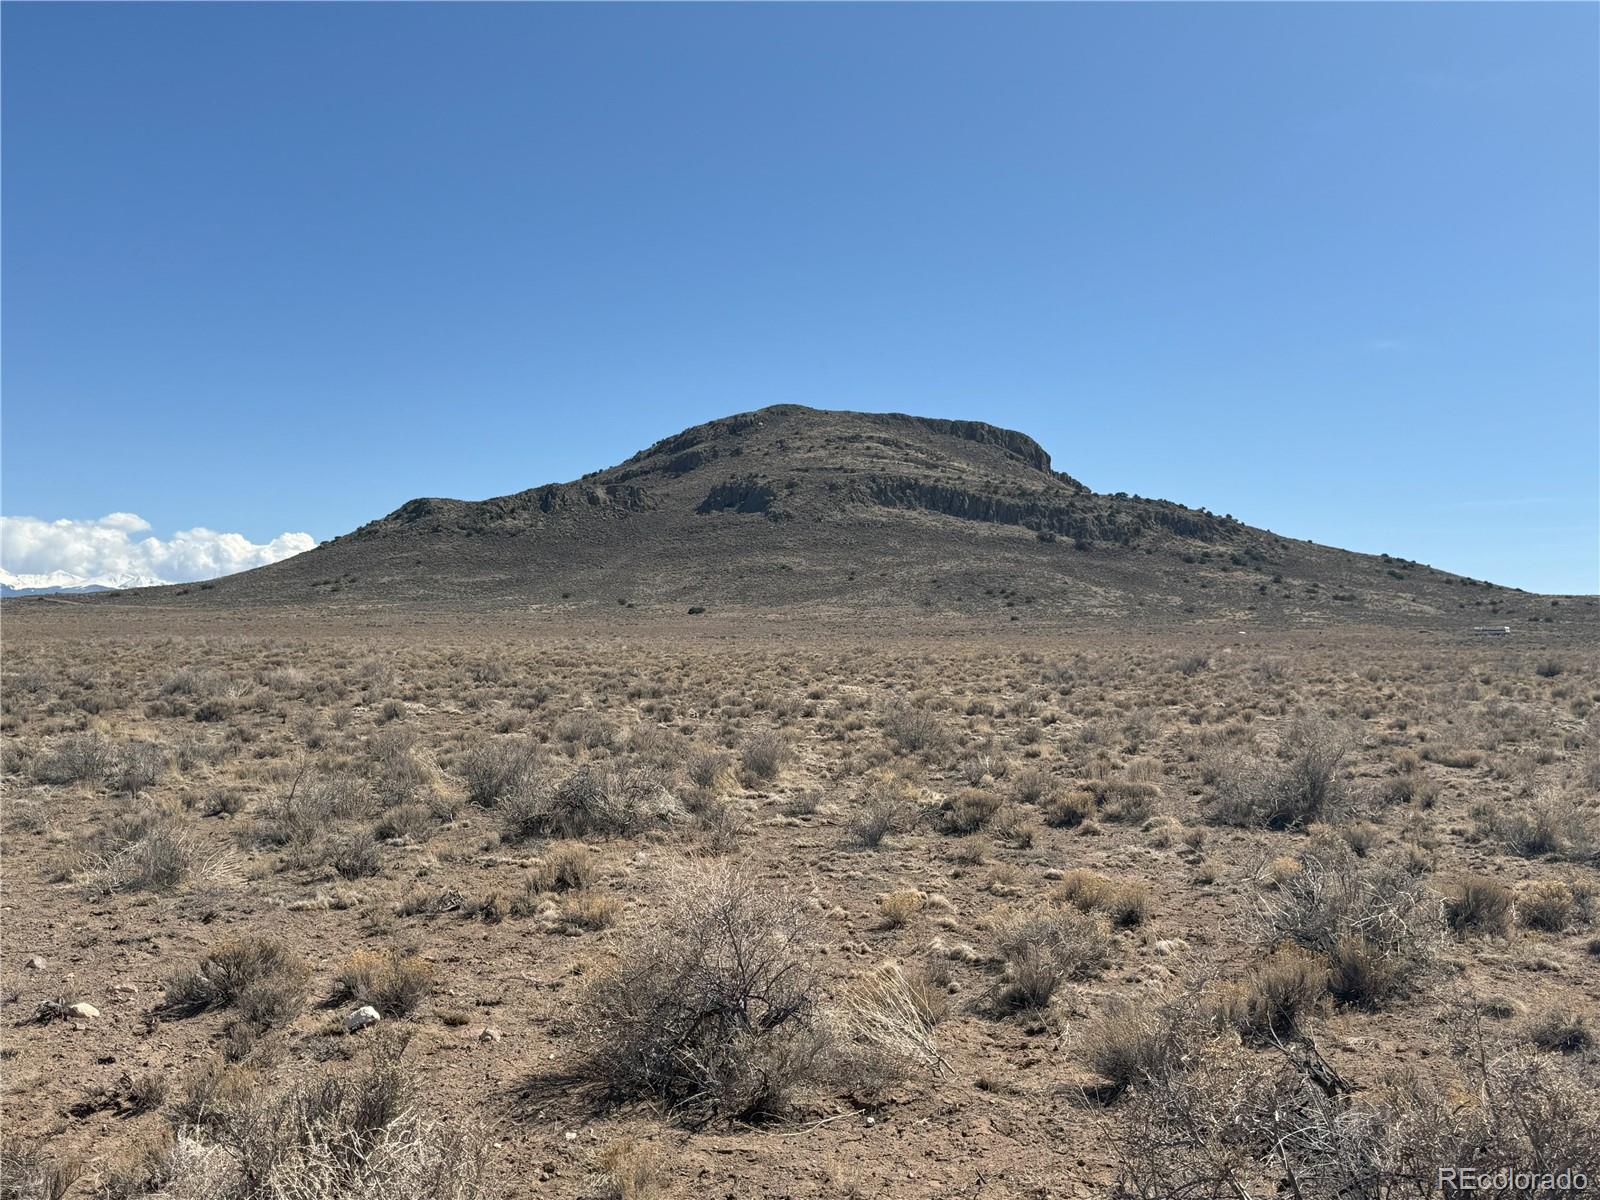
(1439, 1167), (1588, 1193)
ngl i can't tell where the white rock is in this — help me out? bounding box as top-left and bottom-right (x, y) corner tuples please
(344, 1005), (381, 1033)
(25, 957), (46, 970)
(67, 1002), (100, 1019)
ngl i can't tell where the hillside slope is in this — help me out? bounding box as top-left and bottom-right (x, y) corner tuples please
(35, 406), (1588, 629)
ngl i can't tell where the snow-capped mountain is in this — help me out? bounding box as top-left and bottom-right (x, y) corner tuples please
(0, 568), (171, 597)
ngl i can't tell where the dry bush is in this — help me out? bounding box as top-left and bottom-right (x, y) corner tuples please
(332, 950), (435, 1017)
(332, 831), (383, 879)
(844, 774), (915, 848)
(111, 740), (169, 795)
(1051, 870), (1151, 929)
(1012, 766), (1054, 805)
(882, 703), (946, 755)
(1253, 845), (1441, 1008)
(1205, 714), (1351, 830)
(458, 738), (537, 806)
(162, 938), (310, 1024)
(738, 730), (791, 783)
(576, 861), (831, 1123)
(1491, 789), (1598, 863)
(0, 1135), (79, 1200)
(82, 810), (231, 895)
(1442, 874), (1514, 937)
(30, 732), (114, 785)
(1518, 878), (1596, 933)
(130, 1036), (491, 1200)
(1042, 789), (1095, 828)
(1078, 991), (1208, 1098)
(1527, 1008), (1593, 1055)
(248, 768), (368, 850)
(1103, 1018), (1600, 1199)
(1214, 944), (1328, 1041)
(992, 904), (1113, 1010)
(941, 788), (1002, 835)
(503, 761), (675, 840)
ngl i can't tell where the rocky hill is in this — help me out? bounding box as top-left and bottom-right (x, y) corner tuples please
(36, 406), (1590, 629)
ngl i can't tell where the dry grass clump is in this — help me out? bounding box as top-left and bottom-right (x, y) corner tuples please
(877, 888), (926, 929)
(1253, 846), (1441, 1008)
(161, 937), (310, 1025)
(1442, 874), (1514, 937)
(1104, 1029), (1599, 1197)
(332, 949), (436, 1017)
(594, 1137), (668, 1200)
(1517, 878), (1596, 933)
(1526, 1008), (1593, 1054)
(838, 961), (945, 1078)
(576, 862), (831, 1123)
(991, 904), (1113, 1010)
(121, 1036), (492, 1200)
(503, 761), (675, 840)
(1214, 944), (1328, 1041)
(1041, 789), (1096, 828)
(1421, 744), (1484, 770)
(81, 810), (231, 895)
(1205, 714), (1351, 830)
(29, 732), (114, 785)
(1051, 870), (1151, 928)
(0, 1135), (79, 1200)
(1488, 789), (1598, 863)
(941, 788), (1002, 835)
(1077, 992), (1206, 1098)
(525, 840), (594, 894)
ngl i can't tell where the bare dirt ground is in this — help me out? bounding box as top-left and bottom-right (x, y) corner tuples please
(2, 608), (1596, 1198)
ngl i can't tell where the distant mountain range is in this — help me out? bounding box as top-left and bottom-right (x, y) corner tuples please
(0, 568), (171, 597)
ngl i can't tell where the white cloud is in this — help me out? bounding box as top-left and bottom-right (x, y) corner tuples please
(0, 512), (316, 584)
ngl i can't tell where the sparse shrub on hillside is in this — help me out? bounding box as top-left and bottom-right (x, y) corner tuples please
(1214, 944), (1328, 1042)
(882, 703), (946, 755)
(30, 733), (114, 785)
(1253, 846), (1441, 1007)
(459, 737), (538, 806)
(117, 1036), (492, 1200)
(1442, 875), (1514, 937)
(502, 761), (675, 840)
(1205, 714), (1351, 830)
(162, 938), (310, 1024)
(577, 862), (831, 1123)
(992, 904), (1113, 1010)
(332, 949), (435, 1017)
(941, 788), (1002, 835)
(739, 730), (791, 783)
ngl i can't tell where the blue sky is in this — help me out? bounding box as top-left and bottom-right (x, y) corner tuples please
(3, 3), (1596, 591)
